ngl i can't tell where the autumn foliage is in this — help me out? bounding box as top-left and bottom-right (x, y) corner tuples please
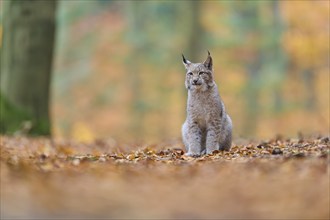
(1, 135), (329, 219)
(1, 1), (329, 218)
(51, 1), (329, 142)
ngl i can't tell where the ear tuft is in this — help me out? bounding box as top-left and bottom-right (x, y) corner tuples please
(182, 54), (187, 64)
(182, 54), (191, 67)
(204, 50), (213, 70)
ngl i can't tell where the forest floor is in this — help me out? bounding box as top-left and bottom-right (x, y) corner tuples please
(1, 135), (329, 219)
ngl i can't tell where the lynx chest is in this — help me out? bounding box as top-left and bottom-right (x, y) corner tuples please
(187, 91), (222, 127)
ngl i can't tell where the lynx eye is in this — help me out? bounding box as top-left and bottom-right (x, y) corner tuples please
(187, 72), (193, 76)
(199, 72), (205, 76)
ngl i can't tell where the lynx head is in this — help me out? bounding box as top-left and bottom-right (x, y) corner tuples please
(182, 51), (215, 91)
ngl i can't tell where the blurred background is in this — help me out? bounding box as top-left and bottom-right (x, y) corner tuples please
(1, 0), (329, 143)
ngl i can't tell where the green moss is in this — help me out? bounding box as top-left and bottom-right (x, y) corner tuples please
(0, 93), (50, 136)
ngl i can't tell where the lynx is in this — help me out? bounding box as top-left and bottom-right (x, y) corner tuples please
(181, 51), (232, 157)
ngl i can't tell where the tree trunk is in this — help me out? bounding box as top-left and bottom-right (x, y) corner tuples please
(126, 1), (146, 139)
(303, 68), (316, 111)
(271, 0), (285, 113)
(241, 3), (262, 137)
(187, 0), (202, 62)
(244, 51), (262, 136)
(1, 0), (57, 135)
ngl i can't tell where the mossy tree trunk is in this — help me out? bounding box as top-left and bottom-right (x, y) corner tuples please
(0, 0), (57, 136)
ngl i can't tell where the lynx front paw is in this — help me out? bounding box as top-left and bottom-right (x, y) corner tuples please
(206, 145), (219, 154)
(184, 152), (201, 158)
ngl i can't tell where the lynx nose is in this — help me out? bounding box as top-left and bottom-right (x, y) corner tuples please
(193, 79), (198, 84)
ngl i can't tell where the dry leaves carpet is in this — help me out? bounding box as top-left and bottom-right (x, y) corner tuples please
(1, 135), (329, 219)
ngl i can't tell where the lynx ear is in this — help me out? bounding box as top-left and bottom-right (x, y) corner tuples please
(203, 50), (213, 70)
(182, 54), (191, 68)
